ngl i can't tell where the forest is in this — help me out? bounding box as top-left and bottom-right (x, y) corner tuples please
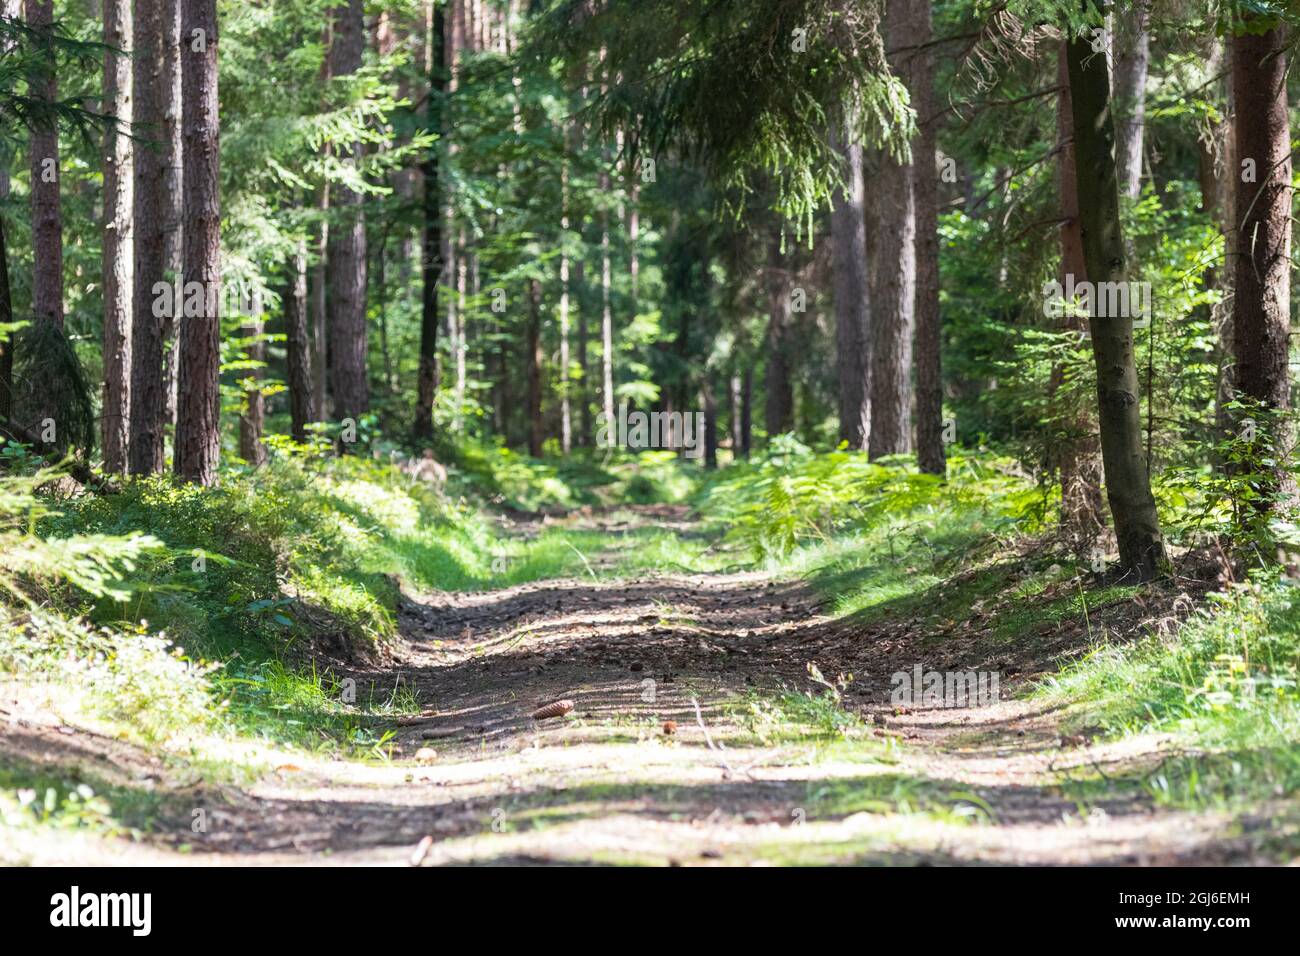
(0, 0), (1298, 881)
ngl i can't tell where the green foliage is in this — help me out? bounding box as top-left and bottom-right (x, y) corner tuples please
(698, 437), (1041, 562)
(1041, 572), (1300, 806)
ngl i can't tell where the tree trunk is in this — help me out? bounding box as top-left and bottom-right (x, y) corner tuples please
(238, 292), (266, 466)
(128, 0), (167, 474)
(414, 2), (444, 443)
(27, 0), (63, 332)
(325, 0), (369, 428)
(740, 364), (753, 458)
(1230, 20), (1293, 509)
(701, 381), (717, 469)
(558, 143), (572, 453)
(729, 373), (742, 458)
(0, 211), (11, 431)
(910, 0), (944, 475)
(102, 0), (133, 473)
(1054, 44), (1107, 549)
(1065, 8), (1166, 579)
(764, 237), (794, 438)
(284, 239), (316, 443)
(867, 3), (917, 459)
(526, 277), (544, 457)
(161, 0), (183, 434)
(174, 0), (221, 485)
(600, 209), (615, 430)
(0, 0), (13, 429)
(828, 116), (870, 450)
(1111, 0), (1149, 201)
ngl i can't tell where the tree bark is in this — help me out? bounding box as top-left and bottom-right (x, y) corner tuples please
(0, 210), (11, 431)
(1110, 0), (1149, 201)
(1054, 44), (1107, 549)
(413, 1), (445, 443)
(764, 237), (794, 438)
(325, 0), (369, 427)
(174, 0), (221, 485)
(909, 0), (944, 475)
(0, 0), (13, 428)
(284, 239), (316, 443)
(865, 8), (916, 460)
(1230, 20), (1293, 508)
(102, 0), (133, 472)
(526, 277), (543, 457)
(740, 364), (753, 458)
(238, 292), (266, 467)
(129, 0), (169, 474)
(828, 116), (870, 450)
(161, 0), (183, 434)
(1066, 7), (1166, 579)
(600, 210), (615, 430)
(27, 0), (63, 332)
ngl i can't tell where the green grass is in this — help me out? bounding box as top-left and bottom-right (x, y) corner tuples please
(1037, 574), (1300, 809)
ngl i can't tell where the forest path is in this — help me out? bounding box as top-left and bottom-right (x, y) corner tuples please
(3, 506), (1279, 865)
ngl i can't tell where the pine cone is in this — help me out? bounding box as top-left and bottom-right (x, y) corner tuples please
(531, 699), (575, 720)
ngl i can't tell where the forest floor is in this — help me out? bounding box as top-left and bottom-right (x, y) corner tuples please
(3, 505), (1295, 866)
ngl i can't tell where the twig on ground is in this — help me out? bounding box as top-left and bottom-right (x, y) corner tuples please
(690, 696), (754, 781)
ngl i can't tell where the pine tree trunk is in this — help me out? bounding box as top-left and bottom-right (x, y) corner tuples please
(1230, 20), (1293, 508)
(284, 239), (316, 443)
(174, 0), (221, 485)
(600, 209), (615, 429)
(1054, 44), (1107, 549)
(27, 0), (63, 332)
(828, 116), (870, 451)
(325, 0), (369, 428)
(740, 364), (753, 458)
(702, 381), (717, 469)
(102, 0), (134, 472)
(866, 2), (917, 460)
(413, 1), (444, 443)
(910, 0), (944, 475)
(558, 145), (572, 453)
(764, 237), (794, 438)
(0, 211), (11, 431)
(0, 0), (13, 429)
(1065, 9), (1167, 579)
(1111, 0), (1149, 201)
(128, 0), (167, 474)
(526, 277), (543, 457)
(161, 0), (183, 434)
(238, 292), (266, 466)
(729, 373), (742, 458)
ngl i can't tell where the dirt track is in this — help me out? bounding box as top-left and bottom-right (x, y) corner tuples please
(2, 508), (1290, 865)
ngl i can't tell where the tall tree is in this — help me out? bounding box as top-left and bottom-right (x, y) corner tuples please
(413, 0), (445, 443)
(828, 115), (870, 450)
(238, 292), (266, 466)
(26, 0), (62, 332)
(325, 0), (369, 428)
(161, 0), (183, 430)
(283, 239), (316, 443)
(174, 0), (221, 484)
(526, 276), (543, 456)
(1, 0), (19, 430)
(102, 0), (133, 472)
(128, 0), (170, 474)
(909, 0), (944, 476)
(763, 236), (794, 438)
(1230, 14), (1292, 509)
(1065, 5), (1166, 579)
(1111, 0), (1150, 200)
(1054, 44), (1106, 548)
(866, 3), (916, 460)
